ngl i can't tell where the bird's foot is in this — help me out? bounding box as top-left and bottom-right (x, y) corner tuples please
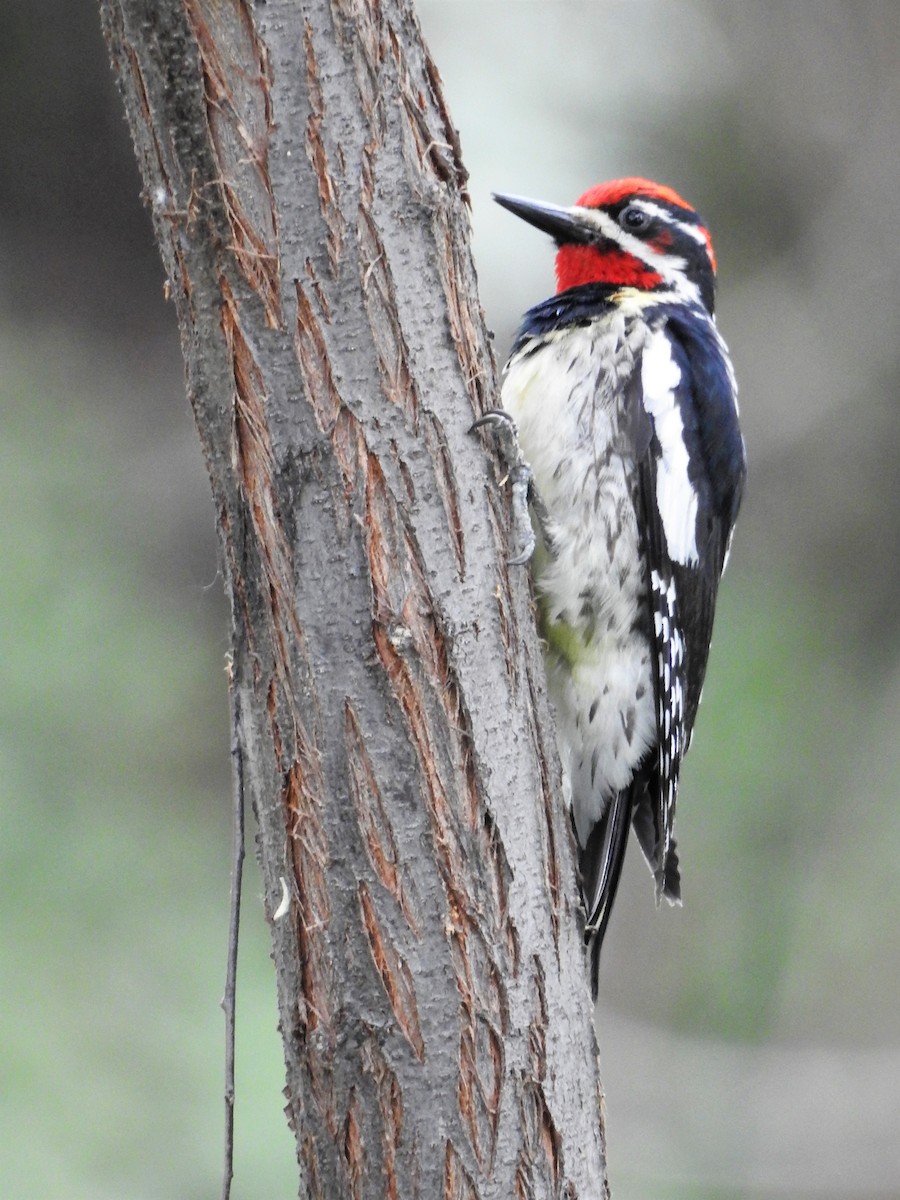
(471, 409), (537, 564)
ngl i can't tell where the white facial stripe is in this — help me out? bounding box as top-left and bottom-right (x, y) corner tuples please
(572, 205), (634, 249)
(641, 332), (699, 566)
(631, 200), (709, 249)
(570, 204), (699, 303)
(571, 205), (676, 267)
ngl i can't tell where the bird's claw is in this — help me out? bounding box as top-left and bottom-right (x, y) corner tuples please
(471, 409), (536, 565)
(470, 409), (520, 464)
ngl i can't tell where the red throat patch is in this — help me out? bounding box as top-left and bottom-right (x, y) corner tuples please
(555, 244), (664, 294)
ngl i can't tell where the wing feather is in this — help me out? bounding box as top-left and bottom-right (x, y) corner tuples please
(635, 318), (744, 894)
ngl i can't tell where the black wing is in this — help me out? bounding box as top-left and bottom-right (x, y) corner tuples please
(634, 314), (745, 896)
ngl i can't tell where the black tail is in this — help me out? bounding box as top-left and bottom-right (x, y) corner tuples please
(631, 789), (682, 904)
(579, 788), (633, 999)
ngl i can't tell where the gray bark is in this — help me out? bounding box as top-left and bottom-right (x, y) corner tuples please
(100, 1), (608, 1196)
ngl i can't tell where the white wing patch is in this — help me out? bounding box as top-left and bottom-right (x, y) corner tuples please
(641, 331), (699, 566)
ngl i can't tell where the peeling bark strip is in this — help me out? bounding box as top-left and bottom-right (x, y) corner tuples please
(358, 880), (426, 1061)
(186, 0), (283, 327)
(101, 1), (609, 1197)
(345, 699), (421, 934)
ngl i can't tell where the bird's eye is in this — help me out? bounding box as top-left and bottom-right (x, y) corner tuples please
(619, 205), (649, 232)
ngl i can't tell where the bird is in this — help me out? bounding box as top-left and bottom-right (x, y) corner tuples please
(479, 178), (746, 994)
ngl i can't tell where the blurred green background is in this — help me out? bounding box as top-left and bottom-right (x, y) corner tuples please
(2, 3), (899, 1197)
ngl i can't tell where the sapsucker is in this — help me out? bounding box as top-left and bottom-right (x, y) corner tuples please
(479, 178), (746, 993)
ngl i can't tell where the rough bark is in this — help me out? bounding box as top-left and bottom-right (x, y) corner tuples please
(100, 1), (608, 1196)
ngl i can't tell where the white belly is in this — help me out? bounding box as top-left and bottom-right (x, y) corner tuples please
(501, 318), (657, 842)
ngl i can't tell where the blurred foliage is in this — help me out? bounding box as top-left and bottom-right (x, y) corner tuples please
(1, 2), (899, 1199)
(670, 569), (900, 1044)
(0, 333), (295, 1197)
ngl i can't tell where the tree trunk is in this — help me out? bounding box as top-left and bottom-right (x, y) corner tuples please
(100, 1), (608, 1195)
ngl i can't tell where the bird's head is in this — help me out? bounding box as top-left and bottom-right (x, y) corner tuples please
(494, 177), (717, 314)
